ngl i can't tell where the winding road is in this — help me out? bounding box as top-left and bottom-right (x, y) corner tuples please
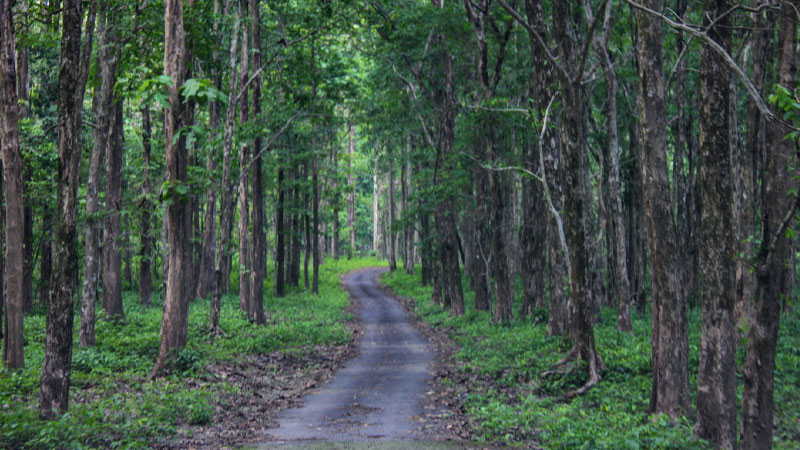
(266, 267), (436, 443)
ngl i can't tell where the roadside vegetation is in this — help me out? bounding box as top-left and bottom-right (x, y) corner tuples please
(382, 268), (800, 449)
(0, 258), (382, 450)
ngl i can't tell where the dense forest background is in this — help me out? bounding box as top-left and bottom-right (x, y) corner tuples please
(1, 0), (800, 448)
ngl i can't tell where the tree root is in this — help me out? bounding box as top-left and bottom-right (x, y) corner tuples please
(541, 346), (604, 398)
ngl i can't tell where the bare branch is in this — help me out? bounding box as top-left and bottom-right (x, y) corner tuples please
(626, 0), (776, 120)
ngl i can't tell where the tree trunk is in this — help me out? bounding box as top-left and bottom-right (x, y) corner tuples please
(249, 0), (265, 324)
(1, 0), (25, 370)
(695, 2), (736, 446)
(80, 9), (120, 344)
(39, 0), (86, 416)
(739, 0), (773, 327)
(420, 212), (432, 286)
(373, 154), (380, 253)
(742, 2), (798, 447)
(290, 182), (302, 287)
(38, 208), (53, 308)
(139, 105), (153, 306)
(151, 0), (190, 376)
(103, 99), (125, 318)
(237, 4), (251, 313)
(549, 0), (604, 387)
(634, 0), (690, 418)
(304, 171), (311, 291)
(276, 161), (286, 297)
(388, 159), (397, 272)
(213, 0), (241, 319)
(348, 121), (356, 258)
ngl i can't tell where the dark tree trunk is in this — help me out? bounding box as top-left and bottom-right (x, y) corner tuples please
(549, 0), (603, 387)
(38, 210), (53, 309)
(304, 178), (311, 291)
(472, 145), (491, 311)
(388, 159), (397, 272)
(290, 182), (302, 287)
(39, 0), (86, 416)
(276, 162), (286, 297)
(634, 0), (690, 418)
(695, 2), (736, 446)
(420, 212), (432, 286)
(1, 0), (25, 370)
(151, 0), (190, 376)
(742, 2), (798, 447)
(103, 99), (125, 318)
(739, 0), (773, 326)
(490, 151), (512, 323)
(139, 105), (153, 306)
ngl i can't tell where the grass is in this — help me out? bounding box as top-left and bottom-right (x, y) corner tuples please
(381, 267), (800, 449)
(0, 257), (385, 450)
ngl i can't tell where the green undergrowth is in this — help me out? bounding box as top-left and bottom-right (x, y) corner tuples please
(0, 257), (384, 450)
(382, 267), (800, 449)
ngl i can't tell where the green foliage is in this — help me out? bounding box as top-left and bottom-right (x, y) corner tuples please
(0, 258), (383, 449)
(382, 269), (800, 449)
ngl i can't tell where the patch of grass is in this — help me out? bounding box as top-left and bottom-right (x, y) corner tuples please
(0, 257), (384, 450)
(382, 267), (800, 449)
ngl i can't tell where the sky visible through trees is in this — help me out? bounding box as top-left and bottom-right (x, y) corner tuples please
(1, 0), (800, 448)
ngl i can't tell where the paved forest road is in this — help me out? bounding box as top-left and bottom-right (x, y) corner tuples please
(265, 267), (436, 443)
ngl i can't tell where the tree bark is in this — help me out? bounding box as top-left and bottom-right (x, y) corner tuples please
(634, 0), (690, 418)
(238, 2), (251, 313)
(695, 2), (736, 446)
(103, 98), (125, 318)
(549, 0), (604, 387)
(139, 105), (153, 306)
(80, 9), (120, 344)
(739, 0), (773, 327)
(249, 0), (265, 324)
(39, 0), (85, 416)
(348, 120), (356, 258)
(388, 158), (397, 272)
(742, 2), (798, 447)
(1, 0), (25, 370)
(213, 0), (240, 320)
(275, 159), (286, 297)
(373, 154), (380, 253)
(151, 0), (190, 376)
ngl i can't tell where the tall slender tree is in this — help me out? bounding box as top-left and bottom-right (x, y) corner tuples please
(1, 0), (25, 370)
(152, 0), (190, 376)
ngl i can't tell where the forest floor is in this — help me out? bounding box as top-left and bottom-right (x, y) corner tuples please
(381, 267), (800, 449)
(176, 267), (472, 449)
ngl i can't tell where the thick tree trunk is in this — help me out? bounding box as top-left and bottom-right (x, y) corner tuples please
(103, 99), (125, 318)
(151, 0), (190, 376)
(304, 168), (311, 291)
(490, 147), (512, 324)
(420, 212), (432, 286)
(742, 2), (798, 447)
(1, 0), (25, 369)
(139, 105), (153, 305)
(39, 0), (85, 416)
(634, 0), (690, 418)
(549, 0), (603, 387)
(472, 143), (491, 311)
(695, 2), (736, 446)
(38, 208), (53, 308)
